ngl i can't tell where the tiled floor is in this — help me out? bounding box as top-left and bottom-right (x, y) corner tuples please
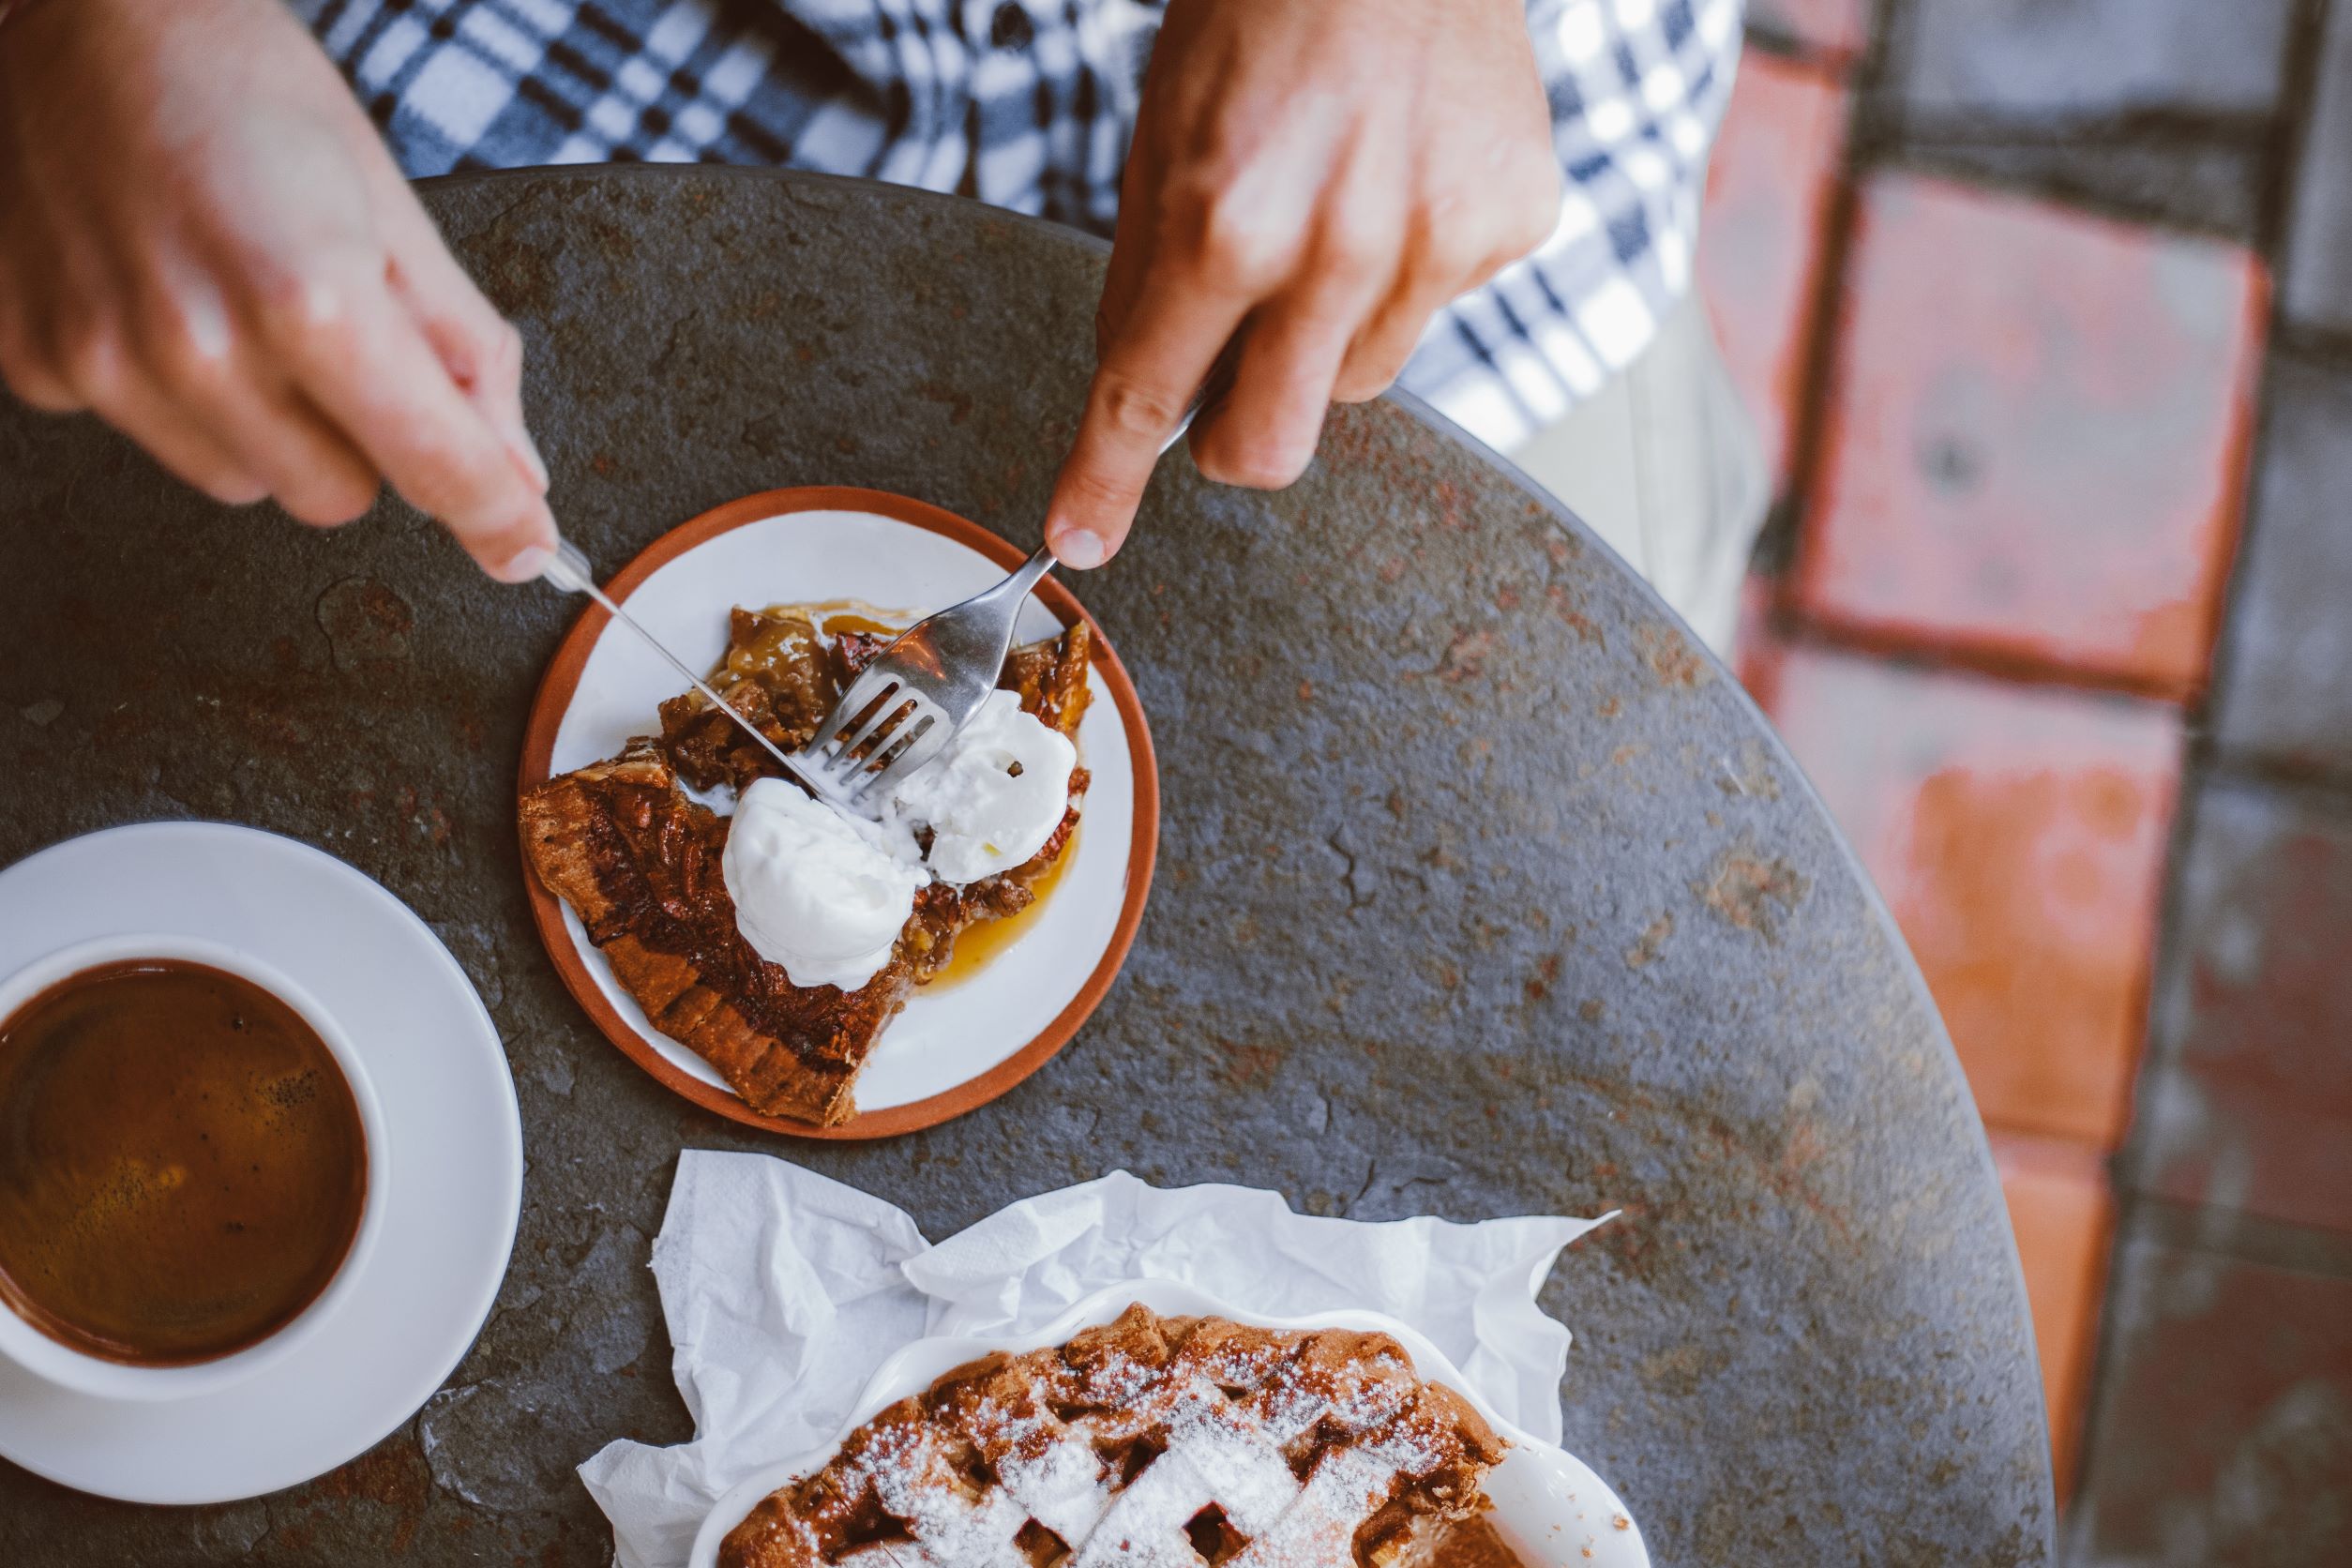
(1796, 174), (2265, 697)
(2210, 355), (2352, 774)
(1745, 0), (1872, 62)
(1753, 647), (2179, 1148)
(1889, 0), (2298, 127)
(1883, 0), (2292, 241)
(2069, 1222), (2352, 1565)
(2282, 2), (2352, 336)
(1696, 54), (1845, 489)
(1989, 1132), (2113, 1495)
(2133, 776), (2352, 1238)
(1704, 0), (2352, 1549)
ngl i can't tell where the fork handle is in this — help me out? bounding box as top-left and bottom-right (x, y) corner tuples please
(1005, 543), (1059, 600)
(1163, 338), (1244, 456)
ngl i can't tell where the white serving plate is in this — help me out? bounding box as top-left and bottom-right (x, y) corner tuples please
(688, 1279), (1649, 1568)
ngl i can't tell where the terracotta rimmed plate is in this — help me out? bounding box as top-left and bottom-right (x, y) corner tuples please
(519, 487), (1158, 1139)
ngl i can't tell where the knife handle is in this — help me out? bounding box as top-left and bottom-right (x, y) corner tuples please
(538, 536), (597, 595)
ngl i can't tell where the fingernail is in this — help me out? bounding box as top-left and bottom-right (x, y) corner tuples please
(1051, 529), (1107, 569)
(499, 543), (556, 584)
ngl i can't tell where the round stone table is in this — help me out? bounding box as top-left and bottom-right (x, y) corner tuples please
(0, 168), (2052, 1566)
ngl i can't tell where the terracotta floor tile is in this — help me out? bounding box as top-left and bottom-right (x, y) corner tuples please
(1699, 52), (1847, 490)
(1892, 0), (2295, 125)
(1761, 643), (2181, 1145)
(2282, 0), (2352, 335)
(1991, 1131), (2113, 1500)
(2134, 776), (2352, 1236)
(1732, 572), (1784, 695)
(2071, 1229), (2352, 1564)
(2211, 355), (2352, 777)
(1794, 174), (2267, 697)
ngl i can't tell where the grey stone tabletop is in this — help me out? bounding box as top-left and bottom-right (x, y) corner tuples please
(0, 168), (2051, 1565)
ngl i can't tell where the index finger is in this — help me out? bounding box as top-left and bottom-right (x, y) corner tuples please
(267, 264), (555, 580)
(1046, 269), (1250, 568)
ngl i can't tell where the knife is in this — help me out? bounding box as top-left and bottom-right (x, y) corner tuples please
(537, 537), (832, 796)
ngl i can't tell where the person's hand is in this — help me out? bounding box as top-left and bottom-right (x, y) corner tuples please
(1044, 0), (1560, 568)
(0, 0), (556, 580)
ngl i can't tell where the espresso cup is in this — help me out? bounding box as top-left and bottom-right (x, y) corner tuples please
(0, 933), (389, 1402)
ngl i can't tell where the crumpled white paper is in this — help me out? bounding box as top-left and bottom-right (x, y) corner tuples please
(579, 1151), (1607, 1568)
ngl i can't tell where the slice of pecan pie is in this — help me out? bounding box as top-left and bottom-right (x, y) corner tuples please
(520, 608), (1092, 1125)
(717, 1303), (1521, 1568)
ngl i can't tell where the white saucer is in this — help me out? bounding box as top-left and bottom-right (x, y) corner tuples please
(524, 490), (1155, 1137)
(0, 822), (522, 1504)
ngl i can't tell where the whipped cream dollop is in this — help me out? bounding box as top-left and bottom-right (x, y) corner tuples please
(722, 689), (1078, 990)
(722, 778), (927, 992)
(884, 688), (1077, 884)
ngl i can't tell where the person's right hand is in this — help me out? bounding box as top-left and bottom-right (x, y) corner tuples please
(0, 0), (557, 580)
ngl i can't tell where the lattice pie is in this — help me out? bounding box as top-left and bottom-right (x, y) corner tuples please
(718, 1304), (1525, 1568)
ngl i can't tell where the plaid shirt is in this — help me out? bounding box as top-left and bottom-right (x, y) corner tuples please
(295, 0), (1741, 452)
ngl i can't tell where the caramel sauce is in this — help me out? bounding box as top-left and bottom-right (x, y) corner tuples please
(809, 604), (906, 641)
(931, 820), (1081, 991)
(716, 604), (908, 701)
(0, 960), (367, 1365)
(739, 600), (912, 644)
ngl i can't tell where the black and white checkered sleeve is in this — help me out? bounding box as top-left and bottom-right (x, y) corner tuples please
(1400, 0), (1744, 448)
(296, 0), (1742, 453)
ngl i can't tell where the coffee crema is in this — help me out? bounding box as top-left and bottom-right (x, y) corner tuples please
(0, 959), (368, 1365)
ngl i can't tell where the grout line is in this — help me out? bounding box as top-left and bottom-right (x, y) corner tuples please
(1806, 4), (2308, 249)
(1758, 610), (2214, 710)
(1742, 18), (1878, 582)
(2191, 747), (2352, 812)
(2195, 351), (2349, 792)
(2112, 1191), (2352, 1279)
(2271, 320), (2352, 365)
(1868, 142), (2269, 248)
(2108, 763), (2215, 1199)
(1983, 1126), (2117, 1176)
(2256, 0), (2338, 260)
(1739, 26), (1861, 75)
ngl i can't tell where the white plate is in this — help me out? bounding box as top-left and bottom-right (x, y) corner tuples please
(535, 499), (1149, 1127)
(689, 1280), (1651, 1568)
(0, 822), (521, 1504)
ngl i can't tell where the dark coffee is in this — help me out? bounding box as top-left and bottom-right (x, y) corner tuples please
(0, 959), (368, 1364)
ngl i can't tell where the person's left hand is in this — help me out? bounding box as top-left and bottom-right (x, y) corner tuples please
(1043, 0), (1560, 568)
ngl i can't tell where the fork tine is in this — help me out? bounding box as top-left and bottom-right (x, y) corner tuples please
(818, 670), (898, 748)
(826, 687), (909, 769)
(852, 714), (946, 800)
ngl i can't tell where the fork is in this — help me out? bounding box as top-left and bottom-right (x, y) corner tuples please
(800, 344), (1242, 814)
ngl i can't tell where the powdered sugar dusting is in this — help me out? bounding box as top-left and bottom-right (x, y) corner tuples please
(720, 1306), (1507, 1568)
